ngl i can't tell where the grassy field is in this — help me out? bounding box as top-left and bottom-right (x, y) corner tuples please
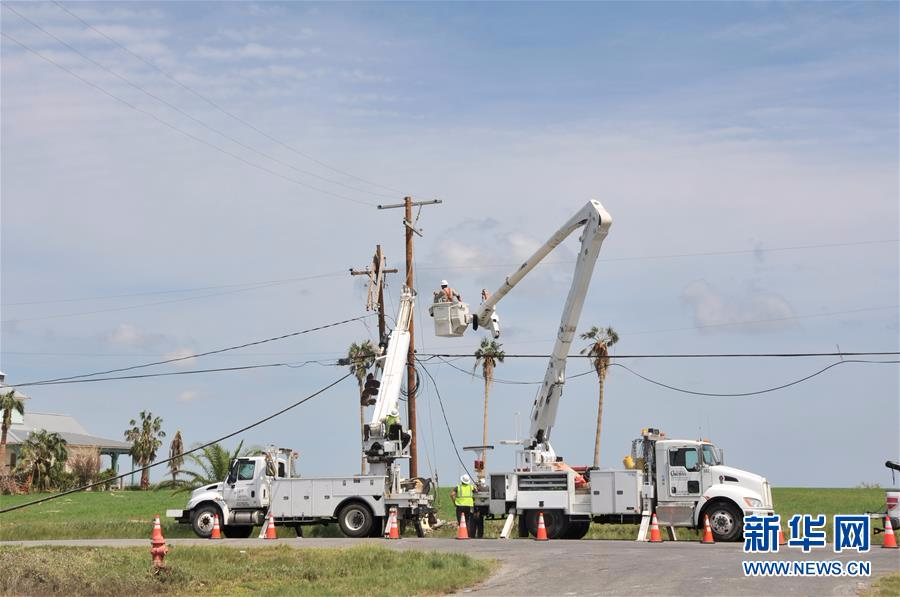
(1, 486), (895, 544)
(865, 572), (900, 596)
(0, 544), (494, 596)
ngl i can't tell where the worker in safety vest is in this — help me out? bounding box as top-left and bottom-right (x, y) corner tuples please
(384, 408), (411, 449)
(434, 280), (462, 303)
(450, 474), (475, 537)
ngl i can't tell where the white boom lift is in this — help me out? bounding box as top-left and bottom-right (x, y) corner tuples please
(430, 199), (774, 541)
(168, 287), (434, 538)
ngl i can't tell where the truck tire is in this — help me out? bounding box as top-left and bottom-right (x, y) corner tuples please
(222, 525), (254, 539)
(562, 520), (590, 539)
(525, 509), (568, 539)
(337, 502), (374, 538)
(704, 502), (743, 542)
(191, 504), (220, 539)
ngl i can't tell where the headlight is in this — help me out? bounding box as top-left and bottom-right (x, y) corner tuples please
(743, 497), (763, 508)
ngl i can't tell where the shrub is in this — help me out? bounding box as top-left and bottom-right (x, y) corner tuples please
(69, 453), (100, 487)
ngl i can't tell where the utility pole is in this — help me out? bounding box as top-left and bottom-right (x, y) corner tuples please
(377, 196), (442, 478)
(349, 244), (398, 347)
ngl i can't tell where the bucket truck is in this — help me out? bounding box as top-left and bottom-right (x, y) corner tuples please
(168, 288), (434, 538)
(430, 200), (773, 541)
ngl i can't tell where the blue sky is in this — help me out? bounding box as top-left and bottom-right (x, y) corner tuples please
(1, 2), (898, 487)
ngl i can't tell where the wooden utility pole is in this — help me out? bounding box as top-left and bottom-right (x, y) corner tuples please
(377, 196), (442, 478)
(349, 244), (397, 347)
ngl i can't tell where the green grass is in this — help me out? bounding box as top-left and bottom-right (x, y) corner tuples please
(865, 572), (900, 597)
(0, 545), (494, 596)
(2, 486), (896, 544)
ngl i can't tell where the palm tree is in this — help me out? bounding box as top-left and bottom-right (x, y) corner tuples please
(0, 390), (25, 475)
(15, 429), (67, 492)
(474, 338), (505, 476)
(168, 431), (184, 483)
(181, 441), (249, 487)
(347, 340), (377, 474)
(580, 326), (619, 468)
(124, 411), (165, 490)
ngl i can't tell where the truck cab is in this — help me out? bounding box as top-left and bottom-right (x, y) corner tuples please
(648, 433), (774, 541)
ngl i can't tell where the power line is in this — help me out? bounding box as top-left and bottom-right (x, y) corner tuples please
(4, 4), (394, 202)
(1, 274), (347, 324)
(424, 355), (900, 396)
(417, 239), (899, 271)
(11, 314), (372, 387)
(2, 272), (346, 308)
(0, 372), (353, 514)
(417, 361), (473, 479)
(609, 359), (900, 397)
(419, 351), (900, 359)
(8, 362), (319, 386)
(0, 31), (375, 207)
(51, 0), (407, 197)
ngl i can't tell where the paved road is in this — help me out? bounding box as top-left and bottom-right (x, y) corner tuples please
(3, 538), (898, 596)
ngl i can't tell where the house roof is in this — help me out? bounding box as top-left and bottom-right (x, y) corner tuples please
(0, 385), (29, 400)
(7, 412), (131, 453)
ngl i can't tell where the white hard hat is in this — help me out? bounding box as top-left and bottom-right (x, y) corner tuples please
(440, 280), (449, 287)
(461, 474), (471, 484)
(390, 408), (399, 417)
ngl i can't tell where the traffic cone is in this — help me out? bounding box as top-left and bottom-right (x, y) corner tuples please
(151, 514), (165, 543)
(884, 515), (898, 549)
(648, 513), (663, 543)
(264, 511), (277, 539)
(210, 513), (222, 539)
(388, 509), (400, 540)
(778, 525), (787, 546)
(384, 509), (393, 538)
(700, 514), (715, 544)
(535, 511), (548, 541)
(456, 511), (469, 540)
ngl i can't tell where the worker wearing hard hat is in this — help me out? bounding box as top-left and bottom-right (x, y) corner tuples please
(384, 408), (411, 449)
(450, 474), (476, 538)
(434, 280), (462, 303)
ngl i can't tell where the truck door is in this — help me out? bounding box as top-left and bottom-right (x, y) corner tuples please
(223, 459), (259, 508)
(667, 446), (702, 498)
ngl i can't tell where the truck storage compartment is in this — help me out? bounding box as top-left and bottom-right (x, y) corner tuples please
(589, 469), (641, 515)
(656, 501), (696, 526)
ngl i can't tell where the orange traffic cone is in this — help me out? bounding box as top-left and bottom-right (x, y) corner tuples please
(456, 511), (470, 540)
(700, 514), (715, 544)
(778, 525), (787, 546)
(535, 511), (548, 541)
(210, 513), (222, 539)
(384, 509), (393, 538)
(151, 514), (165, 543)
(648, 513), (663, 543)
(264, 511), (277, 540)
(388, 509), (400, 540)
(884, 515), (898, 549)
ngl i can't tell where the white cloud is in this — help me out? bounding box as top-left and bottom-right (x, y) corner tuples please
(162, 348), (198, 368)
(680, 280), (799, 334)
(178, 390), (200, 402)
(105, 323), (169, 348)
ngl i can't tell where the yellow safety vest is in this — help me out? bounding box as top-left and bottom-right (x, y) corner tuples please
(455, 483), (474, 507)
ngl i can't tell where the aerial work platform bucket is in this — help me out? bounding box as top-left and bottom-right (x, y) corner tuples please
(429, 301), (470, 337)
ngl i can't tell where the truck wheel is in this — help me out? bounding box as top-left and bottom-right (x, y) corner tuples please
(705, 502), (742, 542)
(525, 510), (568, 539)
(563, 520), (590, 539)
(191, 504), (220, 538)
(222, 525), (253, 539)
(337, 503), (374, 538)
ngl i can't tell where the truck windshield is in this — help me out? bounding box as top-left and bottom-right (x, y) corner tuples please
(701, 444), (721, 466)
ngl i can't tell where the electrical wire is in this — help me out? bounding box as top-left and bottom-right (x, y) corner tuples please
(0, 31), (375, 207)
(2, 271), (346, 307)
(0, 372), (353, 514)
(419, 351), (900, 359)
(11, 314), (372, 387)
(4, 4), (395, 202)
(50, 0), (406, 197)
(417, 359), (473, 479)
(609, 359), (900, 398)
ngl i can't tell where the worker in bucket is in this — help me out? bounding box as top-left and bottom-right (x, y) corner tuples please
(451, 474), (476, 537)
(433, 279), (462, 303)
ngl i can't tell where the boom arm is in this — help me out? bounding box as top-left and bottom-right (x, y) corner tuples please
(432, 200), (611, 455)
(370, 287), (414, 427)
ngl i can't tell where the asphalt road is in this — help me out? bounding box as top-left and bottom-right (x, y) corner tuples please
(3, 538), (898, 596)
